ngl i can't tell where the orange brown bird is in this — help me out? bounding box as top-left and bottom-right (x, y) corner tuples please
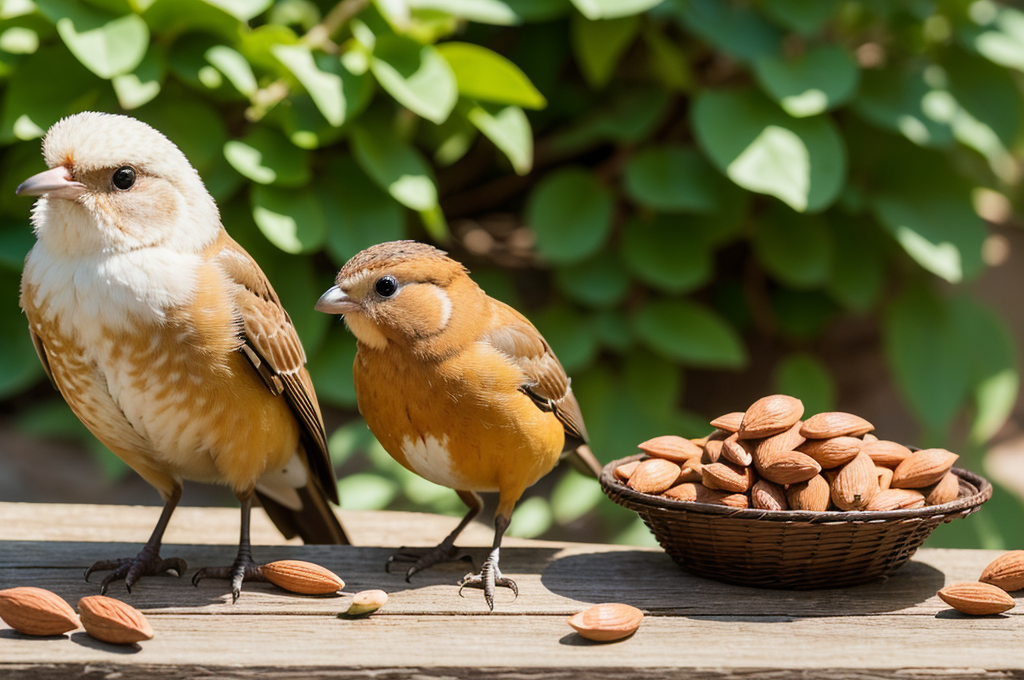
(315, 241), (601, 609)
(16, 112), (348, 601)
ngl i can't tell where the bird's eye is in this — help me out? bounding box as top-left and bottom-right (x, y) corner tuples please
(375, 275), (398, 298)
(112, 166), (136, 191)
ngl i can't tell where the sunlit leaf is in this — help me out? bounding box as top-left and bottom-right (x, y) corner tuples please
(350, 119), (438, 211)
(205, 44), (256, 97)
(753, 44), (859, 117)
(224, 127), (311, 186)
(465, 102), (533, 175)
(273, 43), (345, 126)
(570, 0), (663, 20)
(36, 1), (149, 79)
(251, 185), (326, 254)
(437, 42), (545, 109)
(112, 45), (164, 109)
(570, 13), (639, 89)
(371, 34), (457, 124)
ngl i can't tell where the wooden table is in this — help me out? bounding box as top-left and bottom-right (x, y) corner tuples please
(1, 501), (1021, 678)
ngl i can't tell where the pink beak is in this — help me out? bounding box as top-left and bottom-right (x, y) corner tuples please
(315, 286), (361, 315)
(16, 166), (86, 200)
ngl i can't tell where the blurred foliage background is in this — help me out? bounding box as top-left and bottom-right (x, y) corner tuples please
(2, 0), (1024, 549)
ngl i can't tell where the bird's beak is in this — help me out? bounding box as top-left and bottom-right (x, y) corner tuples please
(15, 166), (86, 200)
(315, 285), (361, 315)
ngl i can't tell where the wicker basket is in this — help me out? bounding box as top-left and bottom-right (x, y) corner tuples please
(601, 453), (993, 589)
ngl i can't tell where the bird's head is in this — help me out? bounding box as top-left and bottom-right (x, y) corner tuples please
(16, 111), (220, 256)
(315, 240), (473, 351)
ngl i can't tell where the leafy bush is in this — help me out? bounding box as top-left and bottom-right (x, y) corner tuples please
(1, 0), (1022, 546)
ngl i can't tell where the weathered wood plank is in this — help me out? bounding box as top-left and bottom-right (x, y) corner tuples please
(0, 540), (1016, 618)
(2, 612), (1023, 670)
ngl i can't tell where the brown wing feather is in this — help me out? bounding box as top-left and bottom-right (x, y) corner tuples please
(214, 234), (339, 505)
(482, 301), (590, 447)
(29, 327), (57, 390)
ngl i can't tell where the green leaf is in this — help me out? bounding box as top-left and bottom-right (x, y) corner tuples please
(853, 67), (953, 147)
(693, 89), (846, 213)
(507, 496), (552, 538)
(370, 34), (457, 124)
(307, 327), (359, 408)
(39, 1), (149, 79)
(224, 127), (311, 187)
(531, 304), (598, 373)
(112, 45), (164, 109)
(250, 185), (326, 254)
(350, 119), (438, 211)
(643, 24), (692, 91)
(0, 219), (35, 271)
(551, 469), (604, 525)
(947, 297), (1019, 445)
(319, 156), (404, 266)
(553, 249), (630, 308)
(525, 167), (614, 264)
(676, 0), (781, 63)
(238, 24), (299, 72)
(337, 473), (398, 511)
(622, 214), (713, 294)
(135, 93), (226, 176)
(465, 102), (533, 175)
(591, 308), (632, 352)
(752, 204), (832, 288)
(753, 45), (859, 117)
(761, 0), (838, 36)
(826, 216), (886, 312)
(273, 43), (345, 126)
(552, 88), (670, 153)
(570, 13), (640, 89)
(623, 145), (723, 214)
(141, 0), (269, 39)
(0, 272), (44, 397)
(632, 299), (746, 368)
(0, 27), (39, 54)
(960, 3), (1024, 73)
(774, 353), (836, 415)
(0, 44), (101, 143)
(771, 289), (836, 339)
(205, 44), (256, 97)
(406, 0), (521, 24)
(883, 285), (972, 435)
(624, 349), (682, 417)
(569, 0), (663, 20)
(436, 42), (546, 109)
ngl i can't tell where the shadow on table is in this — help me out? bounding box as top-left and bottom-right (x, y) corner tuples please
(539, 549), (946, 617)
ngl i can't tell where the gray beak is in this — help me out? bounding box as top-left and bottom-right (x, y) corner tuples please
(315, 285), (361, 315)
(16, 166), (86, 200)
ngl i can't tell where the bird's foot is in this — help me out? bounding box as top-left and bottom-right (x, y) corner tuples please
(191, 550), (264, 603)
(386, 542), (474, 582)
(458, 547), (518, 612)
(85, 547), (186, 595)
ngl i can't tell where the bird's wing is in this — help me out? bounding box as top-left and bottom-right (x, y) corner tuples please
(214, 234), (339, 505)
(481, 301), (591, 450)
(29, 327), (57, 390)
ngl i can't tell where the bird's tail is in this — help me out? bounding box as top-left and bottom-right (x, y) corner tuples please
(256, 479), (350, 545)
(564, 443), (604, 479)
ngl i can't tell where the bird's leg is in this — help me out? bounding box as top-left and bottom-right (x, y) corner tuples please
(458, 510), (517, 611)
(191, 493), (265, 603)
(386, 490), (481, 581)
(85, 485), (187, 594)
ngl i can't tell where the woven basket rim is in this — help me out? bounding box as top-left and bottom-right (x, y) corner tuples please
(601, 453), (993, 523)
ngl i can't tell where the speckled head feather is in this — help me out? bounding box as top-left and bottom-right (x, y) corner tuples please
(337, 240), (465, 281)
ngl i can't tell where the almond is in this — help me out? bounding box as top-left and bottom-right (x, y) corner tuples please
(637, 435), (702, 463)
(923, 471), (960, 506)
(786, 474), (831, 512)
(738, 395), (804, 439)
(663, 483), (699, 501)
(937, 582), (1016, 615)
(831, 452), (879, 511)
(891, 449), (958, 489)
(751, 480), (787, 511)
(980, 551), (1024, 592)
(718, 492), (750, 509)
(78, 595), (153, 644)
(863, 440), (912, 469)
(862, 433), (879, 443)
(754, 449), (821, 485)
(721, 433), (754, 467)
(0, 587), (79, 636)
(876, 466), (893, 491)
(797, 436), (861, 469)
(701, 461), (755, 493)
(614, 461), (639, 481)
(690, 435), (711, 447)
(261, 560), (345, 595)
(627, 458), (681, 494)
(567, 603), (643, 642)
(800, 412), (874, 439)
(865, 489), (926, 511)
(345, 589), (388, 617)
(755, 421), (805, 458)
(702, 439), (724, 464)
(710, 412), (744, 433)
(678, 458), (703, 483)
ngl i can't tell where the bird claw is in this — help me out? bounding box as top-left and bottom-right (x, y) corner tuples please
(85, 552), (186, 595)
(192, 554), (263, 603)
(385, 544), (474, 582)
(457, 550), (517, 611)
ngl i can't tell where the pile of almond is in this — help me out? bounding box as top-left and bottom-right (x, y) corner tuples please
(937, 550), (1023, 615)
(618, 395), (962, 512)
(0, 587), (153, 644)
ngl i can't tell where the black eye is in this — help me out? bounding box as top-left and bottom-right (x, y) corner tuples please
(112, 166), (135, 191)
(375, 275), (398, 297)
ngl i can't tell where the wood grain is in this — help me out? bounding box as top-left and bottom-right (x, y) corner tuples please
(1, 502), (1022, 679)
